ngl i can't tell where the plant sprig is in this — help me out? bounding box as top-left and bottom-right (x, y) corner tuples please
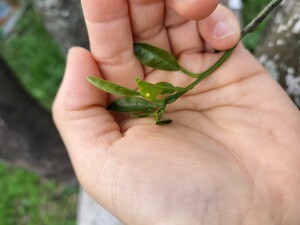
(87, 0), (283, 125)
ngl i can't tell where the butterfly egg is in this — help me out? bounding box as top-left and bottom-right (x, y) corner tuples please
(146, 93), (151, 97)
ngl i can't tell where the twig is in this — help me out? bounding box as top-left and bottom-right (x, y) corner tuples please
(241, 0), (283, 38)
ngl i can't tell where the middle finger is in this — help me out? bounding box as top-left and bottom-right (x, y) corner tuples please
(129, 0), (171, 52)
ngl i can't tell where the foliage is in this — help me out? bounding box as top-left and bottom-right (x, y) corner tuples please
(88, 0), (282, 125)
(0, 4), (65, 109)
(88, 43), (235, 125)
(0, 162), (77, 225)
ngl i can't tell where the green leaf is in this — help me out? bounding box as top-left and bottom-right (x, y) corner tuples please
(87, 76), (141, 97)
(136, 79), (163, 100)
(155, 82), (177, 94)
(156, 120), (173, 126)
(134, 43), (180, 71)
(107, 97), (159, 113)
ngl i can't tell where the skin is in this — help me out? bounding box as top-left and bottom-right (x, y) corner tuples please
(52, 0), (300, 224)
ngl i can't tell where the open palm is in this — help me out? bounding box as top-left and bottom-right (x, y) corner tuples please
(53, 0), (300, 224)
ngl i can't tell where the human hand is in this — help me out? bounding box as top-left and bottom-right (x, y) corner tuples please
(53, 0), (300, 224)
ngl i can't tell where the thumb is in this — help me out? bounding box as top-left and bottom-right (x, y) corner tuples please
(198, 4), (241, 51)
(52, 47), (121, 180)
(167, 0), (219, 20)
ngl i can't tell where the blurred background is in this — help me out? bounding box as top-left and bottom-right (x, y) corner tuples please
(0, 0), (299, 224)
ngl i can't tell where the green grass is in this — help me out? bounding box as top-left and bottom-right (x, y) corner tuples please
(0, 5), (77, 224)
(0, 4), (65, 109)
(0, 162), (77, 225)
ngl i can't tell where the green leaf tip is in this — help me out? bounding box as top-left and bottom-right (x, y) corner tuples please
(87, 76), (141, 97)
(156, 120), (173, 126)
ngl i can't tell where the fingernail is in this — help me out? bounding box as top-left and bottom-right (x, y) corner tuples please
(213, 20), (236, 40)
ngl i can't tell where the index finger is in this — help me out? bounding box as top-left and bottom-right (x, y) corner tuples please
(81, 0), (144, 89)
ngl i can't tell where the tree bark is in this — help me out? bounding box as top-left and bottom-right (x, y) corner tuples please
(255, 0), (300, 108)
(0, 56), (74, 182)
(33, 0), (89, 55)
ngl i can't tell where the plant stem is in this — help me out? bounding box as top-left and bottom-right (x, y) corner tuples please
(164, 46), (236, 104)
(178, 0), (283, 80)
(180, 67), (198, 78)
(241, 0), (283, 38)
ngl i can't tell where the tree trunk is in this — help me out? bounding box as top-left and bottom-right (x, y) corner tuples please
(0, 56), (74, 182)
(255, 0), (300, 108)
(33, 0), (89, 55)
